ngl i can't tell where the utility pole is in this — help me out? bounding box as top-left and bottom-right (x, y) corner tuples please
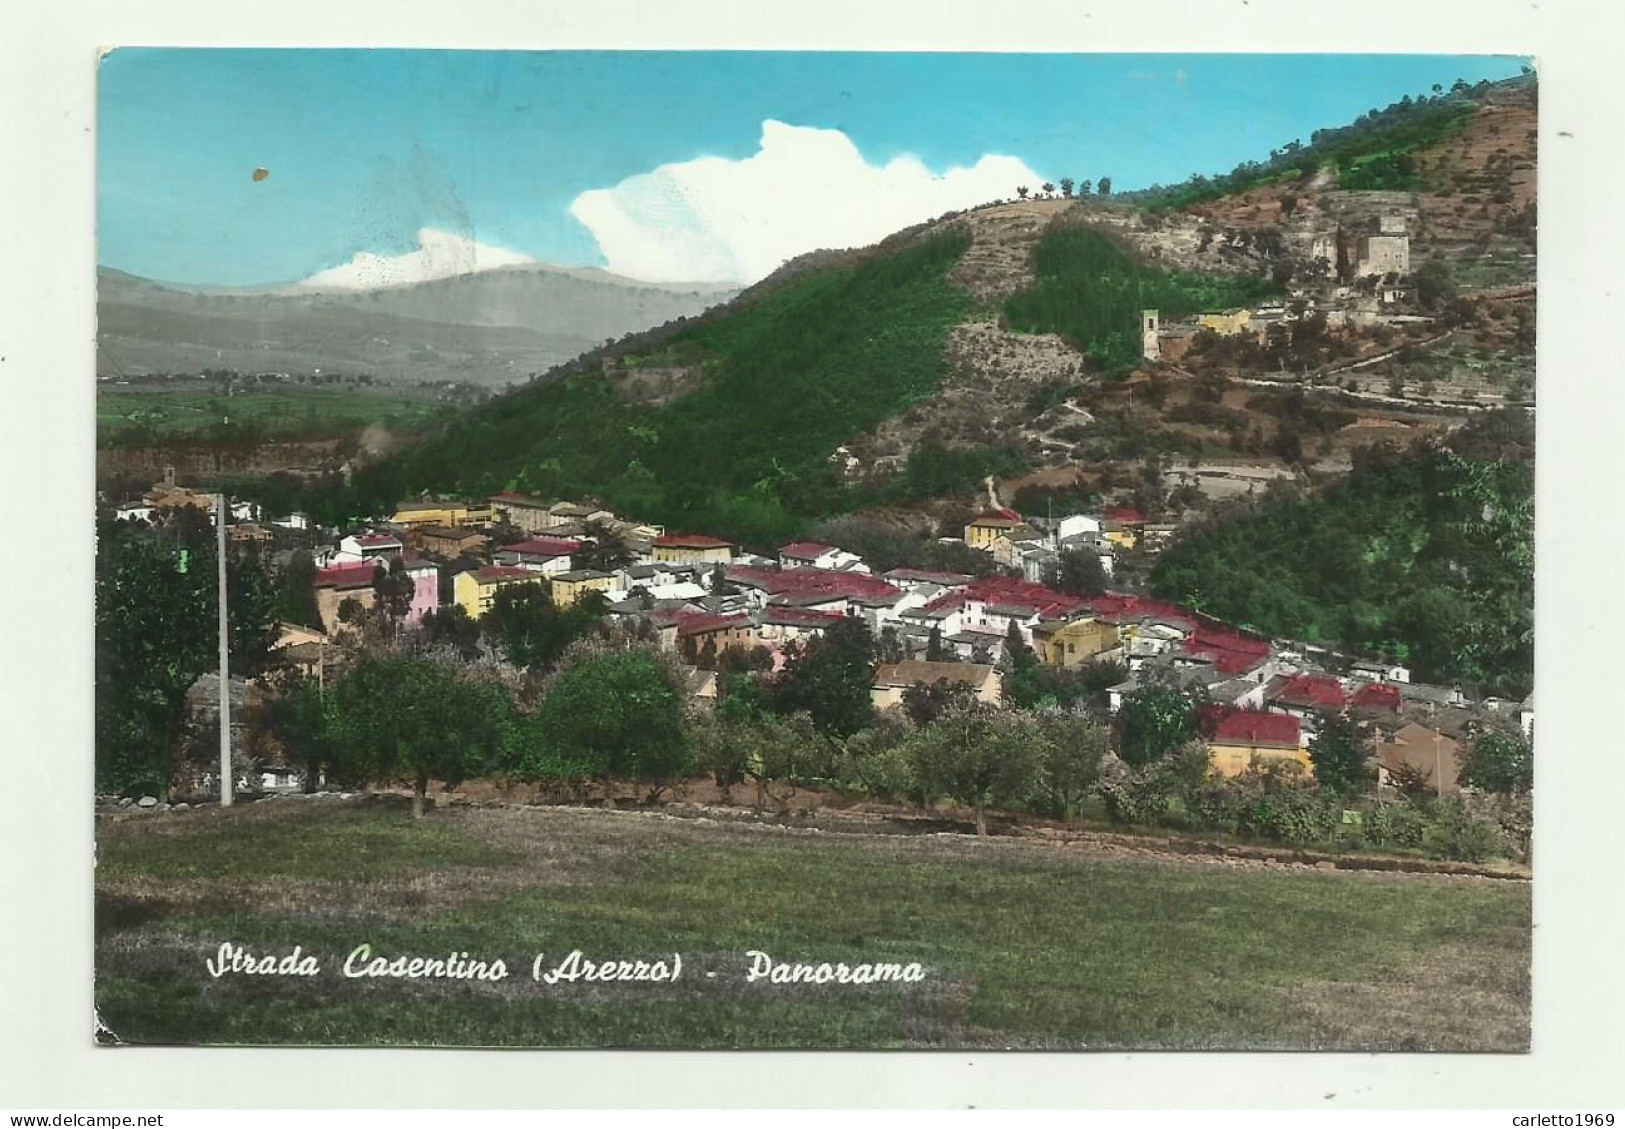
(217, 493), (234, 807)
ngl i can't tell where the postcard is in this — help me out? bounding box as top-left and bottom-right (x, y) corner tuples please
(93, 49), (1535, 1051)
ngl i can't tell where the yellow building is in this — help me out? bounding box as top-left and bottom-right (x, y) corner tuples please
(549, 569), (616, 608)
(651, 534), (734, 565)
(964, 511), (1028, 551)
(1031, 618), (1120, 668)
(391, 499), (496, 529)
(453, 566), (545, 620)
(871, 661), (1002, 711)
(1198, 309), (1255, 336)
(1206, 712), (1313, 778)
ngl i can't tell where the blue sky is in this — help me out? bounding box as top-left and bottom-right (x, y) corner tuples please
(97, 50), (1529, 286)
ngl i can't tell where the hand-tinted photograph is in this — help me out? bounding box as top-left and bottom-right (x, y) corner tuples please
(93, 49), (1535, 1050)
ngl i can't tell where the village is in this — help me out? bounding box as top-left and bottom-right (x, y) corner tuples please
(105, 459), (1532, 805)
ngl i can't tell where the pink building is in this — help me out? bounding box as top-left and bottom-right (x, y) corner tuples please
(403, 558), (440, 624)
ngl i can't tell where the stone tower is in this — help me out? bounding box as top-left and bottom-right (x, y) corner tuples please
(1141, 309), (1161, 362)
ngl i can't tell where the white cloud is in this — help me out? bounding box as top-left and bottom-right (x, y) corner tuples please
(569, 121), (1043, 285)
(298, 227), (535, 290)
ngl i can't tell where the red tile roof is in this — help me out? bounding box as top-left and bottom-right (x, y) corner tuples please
(727, 565), (903, 604)
(1273, 674), (1347, 710)
(655, 534), (733, 549)
(1185, 624), (1271, 675)
(313, 561), (381, 589)
(962, 576), (1088, 620)
(1210, 710), (1302, 750)
(761, 606), (848, 627)
(1351, 682), (1402, 711)
(473, 566), (541, 584)
(970, 508), (1023, 525)
(354, 533), (401, 546)
(883, 568), (973, 585)
(499, 537), (582, 558)
(779, 541), (837, 560)
(1105, 506), (1149, 524)
(674, 611), (752, 638)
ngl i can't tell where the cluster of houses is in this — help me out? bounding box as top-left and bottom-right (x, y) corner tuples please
(113, 470), (1531, 798)
(1141, 214), (1435, 363)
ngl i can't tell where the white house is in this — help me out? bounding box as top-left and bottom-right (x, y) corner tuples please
(1054, 514), (1102, 541)
(114, 502), (155, 523)
(777, 541), (869, 573)
(338, 532), (404, 562)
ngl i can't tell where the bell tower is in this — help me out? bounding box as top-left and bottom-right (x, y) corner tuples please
(1141, 309), (1161, 361)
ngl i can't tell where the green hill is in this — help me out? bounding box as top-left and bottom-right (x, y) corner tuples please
(344, 228), (986, 545)
(1004, 227), (1277, 372)
(1149, 430), (1533, 695)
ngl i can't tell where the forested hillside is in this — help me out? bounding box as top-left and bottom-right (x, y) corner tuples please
(1149, 422), (1533, 695)
(1003, 227), (1277, 372)
(343, 229), (986, 545)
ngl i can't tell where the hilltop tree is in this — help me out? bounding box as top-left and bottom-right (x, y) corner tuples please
(1096, 177), (1113, 196)
(1078, 179), (1092, 196)
(1016, 185), (1030, 199)
(1059, 177), (1075, 198)
(1040, 181), (1057, 197)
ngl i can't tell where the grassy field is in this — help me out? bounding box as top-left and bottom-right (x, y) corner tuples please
(94, 798), (1531, 1050)
(96, 383), (461, 446)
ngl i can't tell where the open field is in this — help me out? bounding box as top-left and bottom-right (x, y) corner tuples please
(95, 798), (1531, 1050)
(96, 382), (464, 446)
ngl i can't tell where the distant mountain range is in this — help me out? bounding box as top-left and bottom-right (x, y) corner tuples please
(96, 264), (739, 387)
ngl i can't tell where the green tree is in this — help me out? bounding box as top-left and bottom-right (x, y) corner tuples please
(275, 549), (321, 628)
(1044, 547), (1109, 597)
(1460, 727), (1532, 795)
(328, 655), (506, 817)
(773, 618), (876, 737)
(900, 678), (978, 727)
(906, 706), (1043, 835)
(576, 519), (634, 573)
(95, 533), (214, 797)
(1114, 683), (1198, 767)
(1035, 712), (1109, 817)
(1414, 258), (1457, 311)
(268, 676), (336, 793)
(534, 648), (687, 793)
(372, 554), (416, 624)
(1307, 709), (1372, 796)
(1096, 177), (1112, 196)
(1002, 620), (1044, 708)
(1059, 177), (1075, 198)
(481, 583), (608, 670)
(925, 625), (948, 662)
